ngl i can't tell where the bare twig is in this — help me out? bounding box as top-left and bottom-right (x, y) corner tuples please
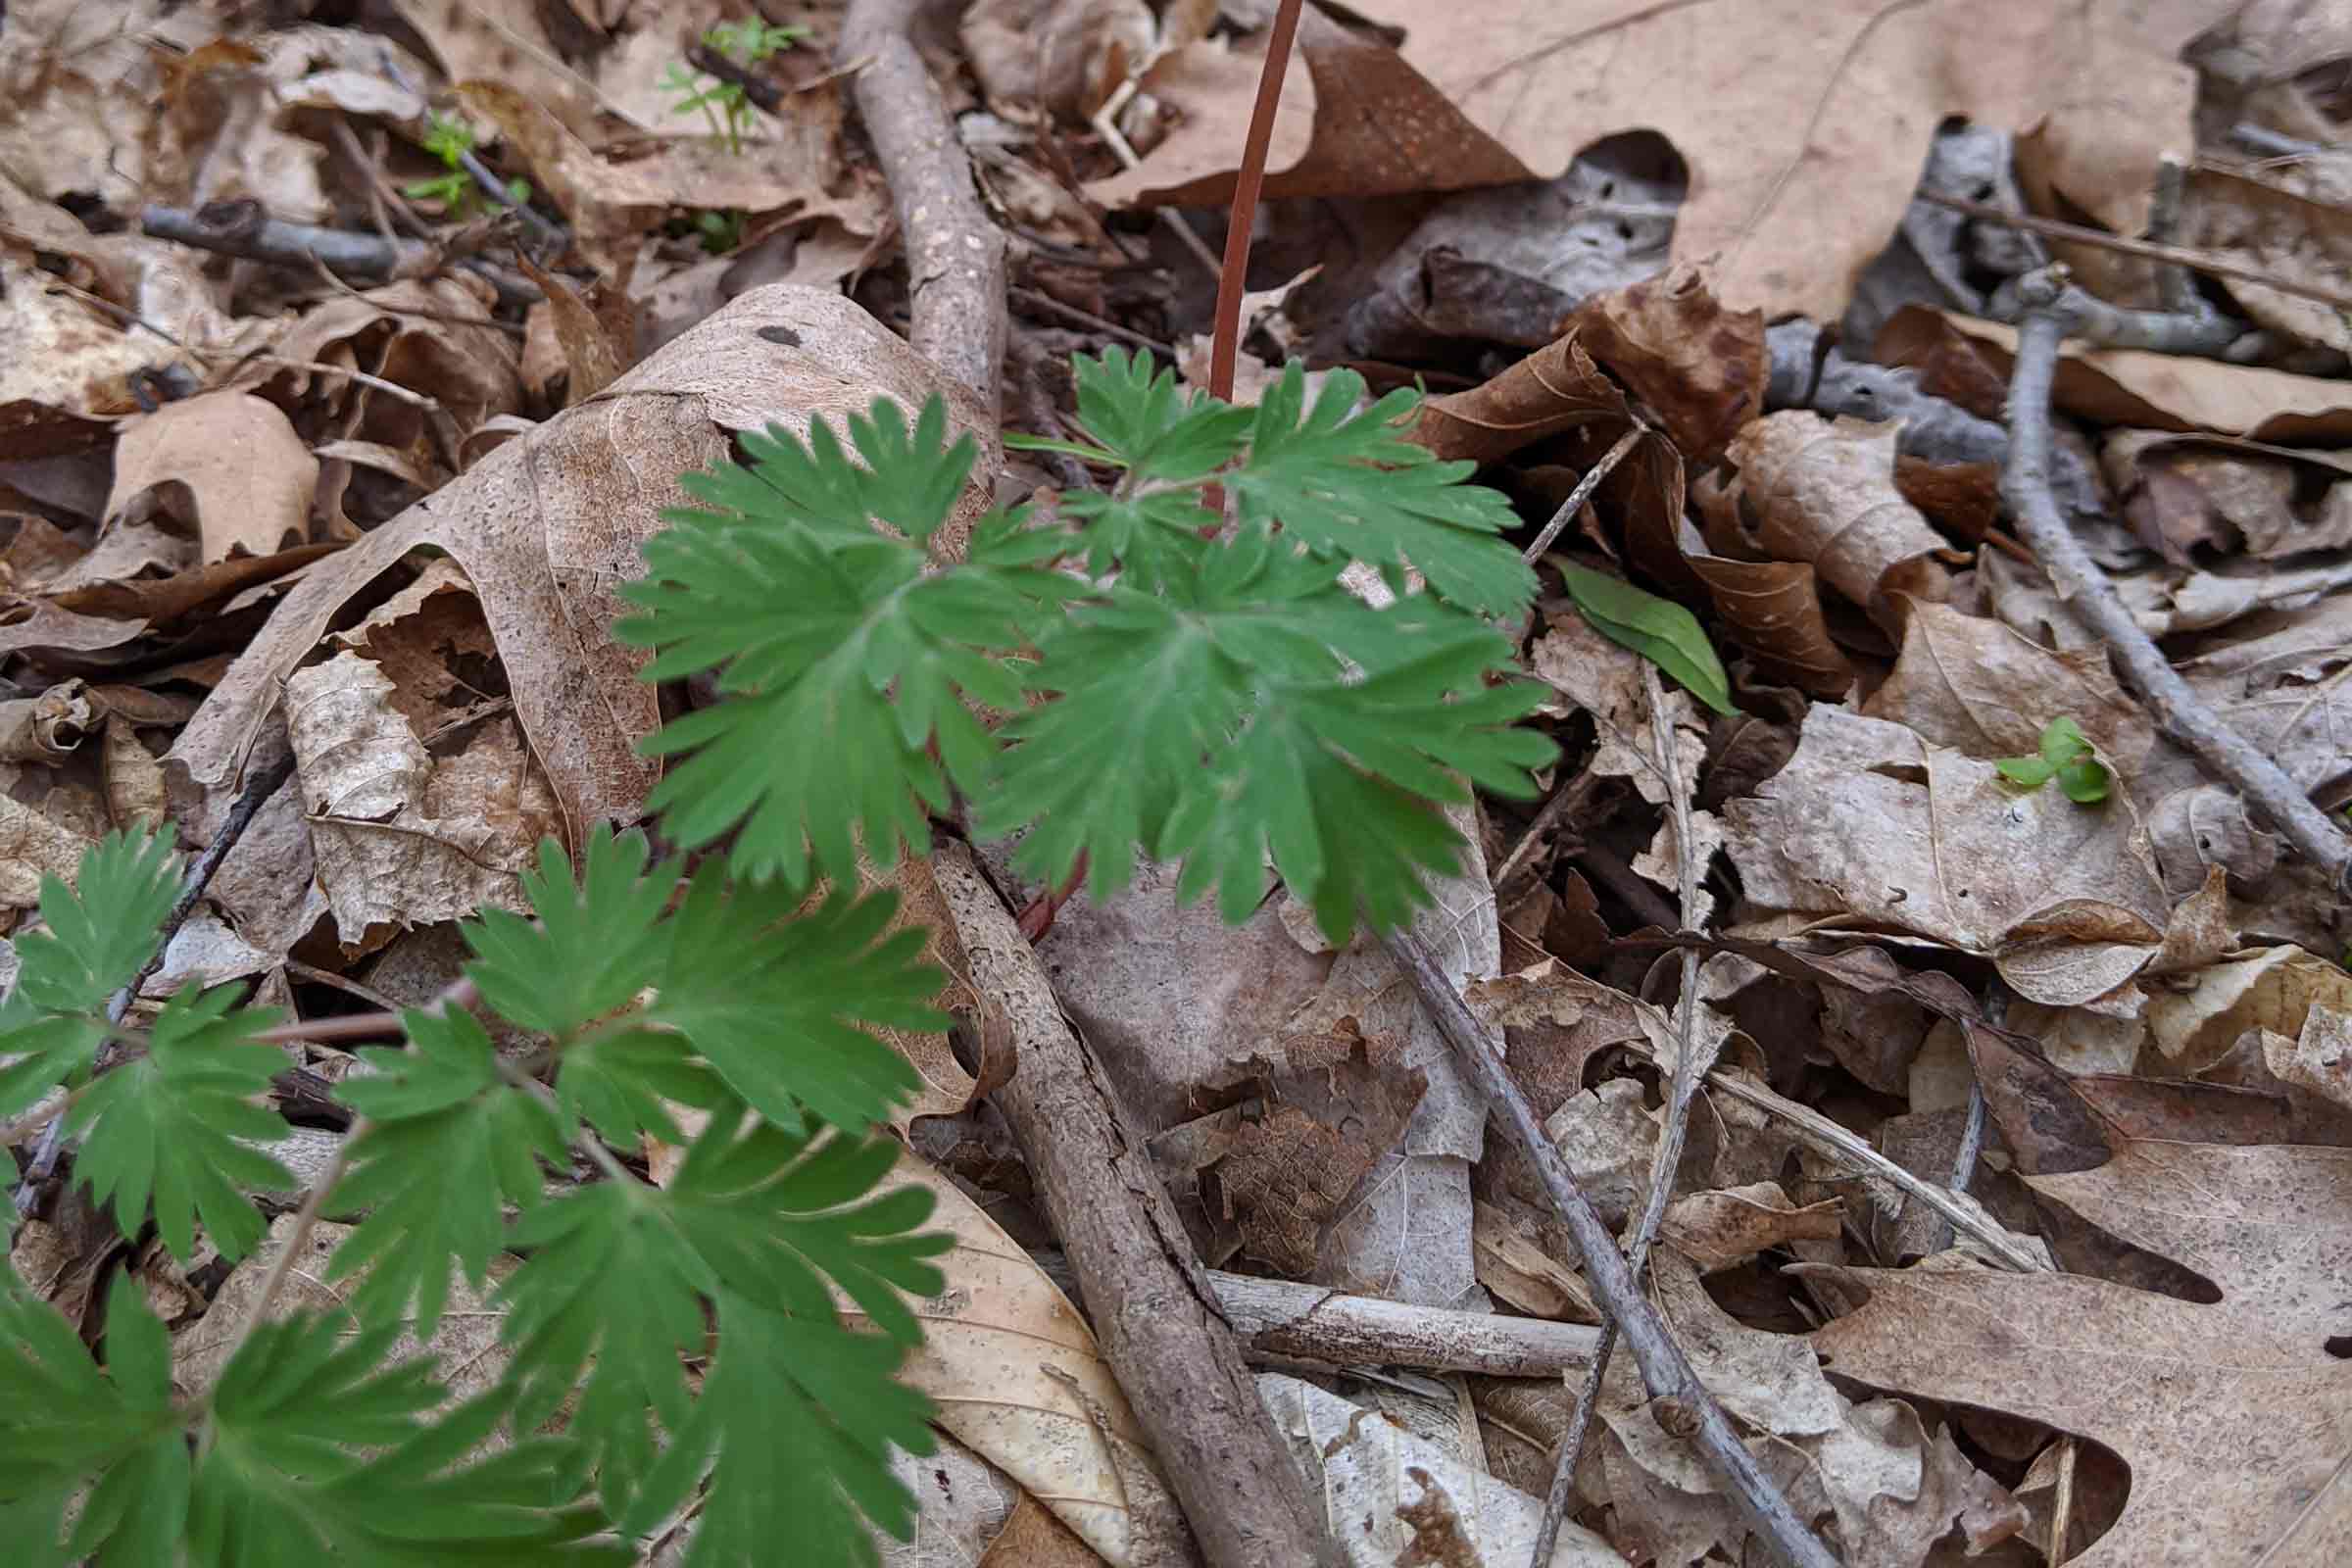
(11, 754), (298, 1214)
(2002, 266), (2352, 896)
(1918, 189), (2352, 314)
(1530, 665), (1716, 1568)
(837, 0), (1007, 412)
(1522, 424), (1646, 564)
(1207, 1270), (1600, 1376)
(1491, 770), (1604, 891)
(1382, 928), (1838, 1568)
(1207, 0), (1306, 400)
(1986, 271), (2242, 356)
(1092, 78), (1224, 281)
(1009, 285), (1176, 357)
(935, 843), (1338, 1568)
(140, 204), (541, 307)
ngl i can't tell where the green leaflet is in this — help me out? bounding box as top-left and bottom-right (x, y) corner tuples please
(1996, 714), (2112, 804)
(1552, 558), (1739, 717)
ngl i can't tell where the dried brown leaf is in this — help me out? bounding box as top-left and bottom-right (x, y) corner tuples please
(106, 391), (318, 564)
(1815, 1140), (2352, 1567)
(1727, 415), (1952, 623)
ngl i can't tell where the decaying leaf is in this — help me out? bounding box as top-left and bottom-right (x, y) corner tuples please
(1815, 1139), (2352, 1566)
(1098, 0), (2221, 320)
(1660, 1181), (1842, 1273)
(1724, 415), (1953, 625)
(858, 1156), (1198, 1566)
(1259, 1371), (1629, 1567)
(172, 285), (999, 846)
(2262, 1004), (2352, 1114)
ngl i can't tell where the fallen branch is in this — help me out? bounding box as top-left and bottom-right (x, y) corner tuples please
(139, 204), (540, 306)
(934, 842), (1340, 1568)
(837, 0), (1007, 413)
(1382, 928), (1839, 1568)
(1918, 189), (2352, 314)
(1207, 1270), (1600, 1377)
(1529, 665), (1720, 1568)
(2002, 265), (2352, 897)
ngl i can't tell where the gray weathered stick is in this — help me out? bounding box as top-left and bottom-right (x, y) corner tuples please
(837, 0), (1008, 414)
(935, 843), (1340, 1568)
(2002, 266), (2351, 897)
(1207, 1270), (1600, 1377)
(1383, 927), (1839, 1568)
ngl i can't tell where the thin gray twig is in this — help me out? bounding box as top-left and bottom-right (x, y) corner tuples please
(1383, 927), (1838, 1568)
(1529, 664), (1719, 1567)
(2001, 266), (2351, 897)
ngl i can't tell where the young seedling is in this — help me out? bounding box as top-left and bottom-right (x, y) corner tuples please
(404, 112), (530, 217)
(0, 350), (1555, 1565)
(662, 20), (806, 156)
(1995, 714), (2114, 804)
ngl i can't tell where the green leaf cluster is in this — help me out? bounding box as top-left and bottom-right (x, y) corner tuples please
(623, 350), (1558, 941)
(2, 345), (1563, 1565)
(1, 827), (949, 1567)
(1994, 714), (2113, 803)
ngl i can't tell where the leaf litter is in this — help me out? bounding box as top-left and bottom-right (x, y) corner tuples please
(4, 1), (2352, 1564)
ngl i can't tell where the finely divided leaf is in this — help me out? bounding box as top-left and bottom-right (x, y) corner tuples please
(0, 827), (180, 1117)
(329, 1007), (571, 1338)
(68, 987), (295, 1264)
(466, 828), (677, 1045)
(0, 1276), (186, 1568)
(643, 871), (943, 1131)
(1229, 365), (1537, 617)
(198, 1311), (624, 1565)
(13, 826), (178, 1015)
(1069, 347), (1250, 480)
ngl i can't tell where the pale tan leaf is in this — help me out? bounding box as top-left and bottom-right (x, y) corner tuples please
(106, 391), (318, 565)
(858, 1156), (1197, 1567)
(1258, 1371), (1629, 1567)
(1815, 1140), (2352, 1567)
(1095, 0), (2223, 320)
(1661, 1181), (1842, 1274)
(2145, 944), (2352, 1073)
(1863, 598), (2156, 770)
(2264, 1005), (2352, 1113)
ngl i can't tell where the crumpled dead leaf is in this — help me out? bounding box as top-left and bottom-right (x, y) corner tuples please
(1660, 1181), (1842, 1274)
(1259, 1371), (1629, 1567)
(1721, 706), (2198, 1006)
(962, 0), (1157, 120)
(1723, 415), (1953, 626)
(172, 285), (999, 847)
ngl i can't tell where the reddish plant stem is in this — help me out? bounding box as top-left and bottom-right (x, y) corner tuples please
(1207, 0), (1306, 400)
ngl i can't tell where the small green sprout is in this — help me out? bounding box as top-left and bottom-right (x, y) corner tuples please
(404, 112), (530, 217)
(662, 19), (807, 155)
(1995, 715), (2112, 804)
(696, 208), (747, 254)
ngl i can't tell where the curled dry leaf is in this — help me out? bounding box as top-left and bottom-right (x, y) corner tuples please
(859, 1155), (1198, 1567)
(1561, 267), (1765, 464)
(2184, 164), (2352, 353)
(105, 391), (318, 564)
(172, 285), (998, 845)
(1724, 415), (1952, 625)
(1660, 1180), (1842, 1274)
(1816, 1139), (2352, 1567)
(2263, 1004), (2352, 1115)
(0, 792), (97, 909)
(962, 0), (1157, 120)
(2145, 944), (2352, 1075)
(1258, 1371), (1630, 1567)
(284, 650), (556, 943)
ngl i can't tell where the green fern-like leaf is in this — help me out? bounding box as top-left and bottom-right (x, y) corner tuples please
(0, 1275), (184, 1568)
(0, 826), (178, 1116)
(1227, 364), (1537, 617)
(68, 986), (296, 1265)
(194, 1310), (624, 1565)
(328, 1006), (572, 1338)
(497, 1107), (946, 1539)
(616, 401), (1038, 885)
